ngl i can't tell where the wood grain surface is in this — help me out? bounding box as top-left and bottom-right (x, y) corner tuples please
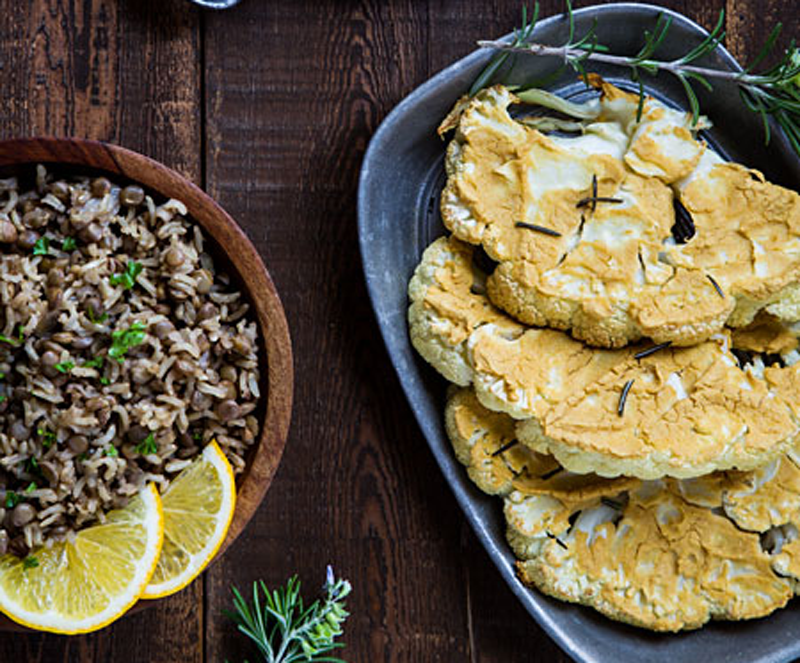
(0, 1), (797, 661)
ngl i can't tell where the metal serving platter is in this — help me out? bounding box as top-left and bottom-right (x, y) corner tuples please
(357, 4), (800, 662)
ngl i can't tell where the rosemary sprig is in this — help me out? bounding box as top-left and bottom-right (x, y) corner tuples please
(469, 4), (540, 96)
(475, 3), (800, 152)
(226, 567), (351, 663)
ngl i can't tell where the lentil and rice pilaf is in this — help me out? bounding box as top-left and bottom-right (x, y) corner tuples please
(0, 165), (261, 558)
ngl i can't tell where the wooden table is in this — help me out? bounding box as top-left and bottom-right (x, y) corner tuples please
(0, 1), (794, 660)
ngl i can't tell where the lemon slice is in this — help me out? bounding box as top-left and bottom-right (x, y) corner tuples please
(0, 483), (163, 634)
(143, 440), (236, 599)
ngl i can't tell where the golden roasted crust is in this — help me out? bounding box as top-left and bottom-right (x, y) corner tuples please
(515, 334), (800, 479)
(411, 237), (800, 480)
(515, 481), (793, 632)
(407, 236), (518, 385)
(445, 388), (800, 632)
(731, 315), (800, 355)
(444, 388), (557, 495)
(442, 83), (800, 348)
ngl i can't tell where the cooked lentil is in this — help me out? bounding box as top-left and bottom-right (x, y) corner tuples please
(0, 165), (261, 557)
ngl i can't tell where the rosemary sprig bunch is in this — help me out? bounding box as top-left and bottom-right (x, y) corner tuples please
(474, 2), (800, 154)
(226, 567), (352, 663)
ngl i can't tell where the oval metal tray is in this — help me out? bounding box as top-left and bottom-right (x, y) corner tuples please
(358, 4), (800, 662)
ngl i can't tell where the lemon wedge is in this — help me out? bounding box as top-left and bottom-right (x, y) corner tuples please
(143, 440), (236, 599)
(0, 483), (163, 634)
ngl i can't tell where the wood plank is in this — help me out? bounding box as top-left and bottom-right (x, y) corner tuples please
(0, 2), (203, 661)
(202, 2), (475, 662)
(726, 0), (800, 67)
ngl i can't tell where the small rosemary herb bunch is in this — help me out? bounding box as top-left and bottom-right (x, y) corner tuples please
(475, 1), (800, 155)
(226, 566), (352, 663)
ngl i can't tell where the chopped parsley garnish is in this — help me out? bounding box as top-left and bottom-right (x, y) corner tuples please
(192, 432), (202, 442)
(61, 236), (77, 251)
(105, 445), (119, 458)
(37, 428), (57, 449)
(0, 334), (20, 347)
(5, 492), (20, 508)
(32, 236), (50, 256)
(99, 376), (110, 386)
(22, 556), (39, 570)
(82, 356), (104, 369)
(0, 372), (6, 379)
(135, 432), (158, 456)
(24, 482), (37, 494)
(17, 325), (23, 342)
(0, 396), (6, 404)
(76, 452), (88, 461)
(87, 305), (108, 325)
(109, 261), (143, 290)
(54, 361), (75, 373)
(26, 457), (39, 474)
(108, 321), (146, 362)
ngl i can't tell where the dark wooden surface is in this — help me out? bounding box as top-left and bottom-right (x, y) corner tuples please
(0, 1), (794, 661)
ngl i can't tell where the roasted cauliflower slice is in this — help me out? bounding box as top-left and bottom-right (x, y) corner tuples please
(411, 236), (800, 480)
(514, 332), (800, 479)
(444, 387), (558, 495)
(441, 81), (800, 348)
(408, 235), (521, 385)
(446, 388), (800, 632)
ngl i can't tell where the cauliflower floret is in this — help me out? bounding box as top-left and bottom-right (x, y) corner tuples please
(446, 389), (800, 632)
(442, 82), (800, 348)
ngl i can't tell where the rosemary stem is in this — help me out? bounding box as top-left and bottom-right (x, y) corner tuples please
(477, 40), (766, 86)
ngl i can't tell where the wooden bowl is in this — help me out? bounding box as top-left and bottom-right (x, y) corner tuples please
(0, 137), (293, 629)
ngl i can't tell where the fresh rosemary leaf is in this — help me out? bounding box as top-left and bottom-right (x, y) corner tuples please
(601, 496), (624, 510)
(471, 3), (541, 97)
(618, 379), (635, 417)
(475, 4), (800, 159)
(706, 274), (725, 298)
(490, 439), (519, 457)
(634, 342), (672, 360)
(515, 221), (562, 237)
(540, 467), (561, 481)
(576, 196), (623, 209)
(546, 532), (568, 549)
(226, 567), (351, 663)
